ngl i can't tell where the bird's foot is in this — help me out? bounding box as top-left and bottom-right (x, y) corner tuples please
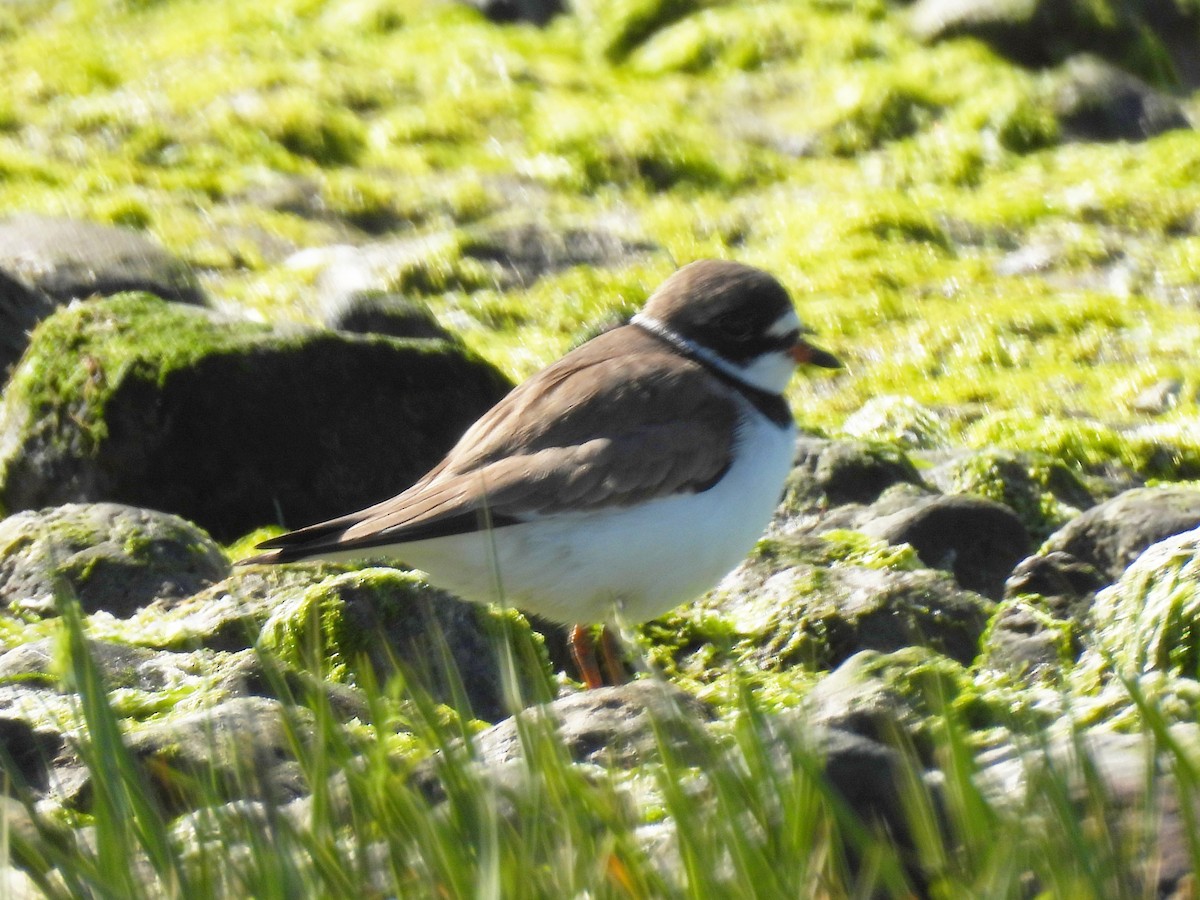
(570, 624), (628, 689)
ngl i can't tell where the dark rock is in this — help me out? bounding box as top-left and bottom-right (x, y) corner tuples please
(124, 697), (310, 816)
(459, 221), (657, 288)
(922, 447), (1094, 540)
(0, 270), (54, 377)
(908, 0), (1184, 86)
(470, 680), (713, 769)
(0, 716), (60, 794)
(1040, 485), (1200, 582)
(0, 294), (511, 542)
(1053, 55), (1191, 142)
(325, 291), (456, 341)
(859, 494), (1031, 599)
(784, 438), (925, 512)
(1004, 550), (1105, 607)
(258, 567), (552, 723)
(0, 504), (230, 618)
(768, 720), (936, 887)
(0, 215), (204, 306)
(460, 0), (562, 26)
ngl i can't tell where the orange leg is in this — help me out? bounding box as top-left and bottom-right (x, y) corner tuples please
(570, 624), (604, 690)
(599, 626), (628, 686)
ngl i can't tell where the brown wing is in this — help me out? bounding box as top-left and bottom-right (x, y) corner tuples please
(249, 326), (740, 562)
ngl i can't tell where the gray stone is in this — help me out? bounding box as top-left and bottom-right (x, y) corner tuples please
(0, 503), (229, 618)
(1053, 55), (1191, 142)
(977, 725), (1200, 898)
(469, 680), (712, 769)
(124, 697), (310, 816)
(784, 438), (926, 512)
(0, 215), (204, 305)
(1130, 377), (1184, 415)
(859, 493), (1031, 599)
(458, 221), (657, 288)
(713, 558), (995, 669)
(1040, 485), (1200, 582)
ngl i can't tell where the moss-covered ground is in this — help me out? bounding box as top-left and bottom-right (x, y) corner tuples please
(2, 3), (1200, 892)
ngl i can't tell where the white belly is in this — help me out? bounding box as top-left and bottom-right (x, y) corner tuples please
(327, 411), (795, 625)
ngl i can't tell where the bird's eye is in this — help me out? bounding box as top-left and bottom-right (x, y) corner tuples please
(718, 312), (752, 339)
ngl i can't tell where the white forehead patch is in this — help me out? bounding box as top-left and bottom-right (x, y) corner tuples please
(767, 309), (802, 339)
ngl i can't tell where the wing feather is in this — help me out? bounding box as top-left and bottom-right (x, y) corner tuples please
(246, 326), (743, 563)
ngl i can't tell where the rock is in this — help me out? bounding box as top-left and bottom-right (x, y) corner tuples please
(859, 494), (1031, 599)
(408, 681), (712, 825)
(981, 596), (1081, 673)
(841, 396), (949, 449)
(325, 291), (456, 341)
(142, 564), (346, 651)
(693, 554), (995, 670)
(457, 221), (656, 288)
(0, 638), (156, 687)
(0, 715), (60, 794)
(0, 270), (54, 377)
(908, 0), (1177, 85)
(469, 680), (713, 769)
(0, 215), (204, 306)
(575, 0), (701, 61)
(124, 697), (310, 816)
(460, 0), (562, 26)
(1086, 527), (1200, 677)
(0, 294), (511, 542)
(1003, 550), (1105, 606)
(1130, 377), (1183, 414)
(310, 222), (655, 312)
(258, 568), (552, 722)
(922, 447), (1094, 540)
(977, 726), (1200, 897)
(784, 438), (926, 512)
(1052, 55), (1191, 142)
(1040, 485), (1200, 583)
(0, 504), (230, 618)
(802, 649), (934, 754)
(767, 719), (936, 889)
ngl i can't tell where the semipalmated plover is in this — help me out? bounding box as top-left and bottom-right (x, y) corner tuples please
(243, 260), (840, 687)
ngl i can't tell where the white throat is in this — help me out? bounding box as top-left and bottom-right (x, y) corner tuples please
(631, 312), (794, 395)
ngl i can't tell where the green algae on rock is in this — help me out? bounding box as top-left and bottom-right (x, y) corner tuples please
(0, 292), (511, 541)
(1085, 527), (1200, 679)
(258, 567), (552, 721)
(0, 503), (229, 620)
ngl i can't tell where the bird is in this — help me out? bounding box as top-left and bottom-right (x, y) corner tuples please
(242, 259), (840, 688)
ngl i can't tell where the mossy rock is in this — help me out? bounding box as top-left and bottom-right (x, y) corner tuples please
(0, 294), (511, 542)
(927, 447), (1093, 540)
(0, 502), (229, 619)
(1086, 526), (1200, 679)
(258, 567), (552, 722)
